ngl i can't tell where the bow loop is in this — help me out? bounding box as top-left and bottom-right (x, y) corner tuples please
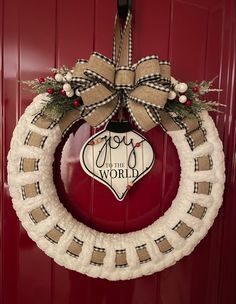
(135, 56), (160, 85)
(129, 83), (169, 108)
(159, 61), (171, 85)
(84, 52), (115, 88)
(72, 60), (91, 85)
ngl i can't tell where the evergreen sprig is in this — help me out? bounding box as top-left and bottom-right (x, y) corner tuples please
(165, 78), (224, 118)
(22, 67), (84, 119)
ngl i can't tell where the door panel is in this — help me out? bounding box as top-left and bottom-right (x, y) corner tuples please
(1, 0), (235, 304)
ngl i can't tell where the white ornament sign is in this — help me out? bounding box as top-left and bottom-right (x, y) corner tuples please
(80, 121), (155, 201)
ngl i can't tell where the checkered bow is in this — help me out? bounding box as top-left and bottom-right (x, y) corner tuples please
(72, 11), (171, 131)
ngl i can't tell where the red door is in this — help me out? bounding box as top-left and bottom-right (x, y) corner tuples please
(1, 0), (235, 303)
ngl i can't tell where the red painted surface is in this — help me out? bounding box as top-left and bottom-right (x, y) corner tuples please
(1, 0), (235, 303)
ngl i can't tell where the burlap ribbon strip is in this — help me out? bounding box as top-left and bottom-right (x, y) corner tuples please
(72, 11), (171, 132)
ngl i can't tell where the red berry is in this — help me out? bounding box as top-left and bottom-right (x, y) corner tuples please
(38, 76), (45, 83)
(135, 142), (141, 147)
(60, 89), (66, 95)
(47, 88), (54, 94)
(185, 100), (192, 107)
(192, 86), (199, 93)
(73, 100), (79, 107)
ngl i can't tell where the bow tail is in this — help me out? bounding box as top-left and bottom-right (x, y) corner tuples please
(126, 99), (157, 132)
(83, 96), (120, 128)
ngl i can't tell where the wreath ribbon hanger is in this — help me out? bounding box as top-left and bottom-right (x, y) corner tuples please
(72, 11), (171, 131)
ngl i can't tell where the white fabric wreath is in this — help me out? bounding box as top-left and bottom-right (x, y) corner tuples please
(7, 94), (225, 280)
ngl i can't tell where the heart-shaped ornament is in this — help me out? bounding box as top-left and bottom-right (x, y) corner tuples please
(80, 121), (155, 201)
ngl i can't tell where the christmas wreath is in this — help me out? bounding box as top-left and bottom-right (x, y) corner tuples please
(7, 11), (225, 280)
